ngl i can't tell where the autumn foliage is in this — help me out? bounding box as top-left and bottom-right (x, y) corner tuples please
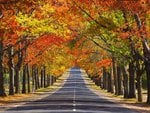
(0, 0), (150, 105)
(96, 59), (112, 68)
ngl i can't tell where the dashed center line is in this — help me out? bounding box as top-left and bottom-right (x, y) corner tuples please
(73, 76), (77, 112)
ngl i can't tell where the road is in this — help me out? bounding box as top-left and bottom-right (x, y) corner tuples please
(0, 67), (139, 113)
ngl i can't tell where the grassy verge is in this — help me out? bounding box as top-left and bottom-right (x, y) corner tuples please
(0, 83), (63, 105)
(87, 81), (150, 113)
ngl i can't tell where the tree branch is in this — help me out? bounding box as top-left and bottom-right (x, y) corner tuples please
(0, 0), (18, 4)
(71, 0), (107, 28)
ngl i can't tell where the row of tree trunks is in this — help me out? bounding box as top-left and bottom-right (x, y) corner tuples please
(29, 65), (56, 93)
(0, 37), (58, 96)
(90, 57), (144, 102)
(9, 60), (57, 95)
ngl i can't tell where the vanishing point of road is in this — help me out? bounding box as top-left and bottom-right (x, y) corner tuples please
(0, 67), (139, 113)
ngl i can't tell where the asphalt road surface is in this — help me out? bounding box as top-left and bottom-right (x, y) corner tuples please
(0, 67), (139, 113)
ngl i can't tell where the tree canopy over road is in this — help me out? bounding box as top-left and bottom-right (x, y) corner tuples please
(0, 0), (150, 105)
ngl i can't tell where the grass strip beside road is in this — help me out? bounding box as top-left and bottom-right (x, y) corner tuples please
(0, 73), (69, 106)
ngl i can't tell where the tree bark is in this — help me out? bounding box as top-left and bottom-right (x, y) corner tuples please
(41, 67), (44, 88)
(135, 59), (144, 102)
(107, 72), (111, 92)
(117, 66), (123, 95)
(37, 68), (40, 89)
(27, 64), (30, 93)
(0, 39), (6, 96)
(8, 46), (15, 95)
(14, 67), (20, 94)
(41, 67), (44, 87)
(112, 57), (118, 95)
(47, 74), (50, 86)
(32, 65), (35, 92)
(43, 66), (46, 88)
(22, 65), (26, 93)
(35, 67), (39, 90)
(109, 67), (114, 93)
(137, 75), (142, 102)
(97, 77), (101, 86)
(134, 13), (150, 104)
(121, 65), (129, 98)
(14, 49), (23, 94)
(103, 68), (108, 90)
(142, 39), (150, 104)
(54, 76), (57, 83)
(145, 61), (150, 104)
(102, 68), (107, 90)
(50, 75), (53, 86)
(128, 62), (136, 98)
(99, 77), (102, 88)
(34, 67), (38, 90)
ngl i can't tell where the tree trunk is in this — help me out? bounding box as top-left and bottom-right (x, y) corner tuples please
(107, 72), (111, 92)
(103, 69), (106, 89)
(34, 68), (38, 90)
(15, 68), (20, 94)
(27, 64), (30, 93)
(112, 57), (118, 95)
(50, 76), (53, 85)
(32, 66), (35, 92)
(145, 62), (150, 104)
(136, 59), (144, 102)
(8, 46), (15, 95)
(0, 39), (6, 96)
(47, 75), (49, 87)
(47, 75), (50, 86)
(143, 48), (150, 103)
(14, 49), (23, 94)
(52, 76), (55, 85)
(36, 68), (40, 89)
(102, 68), (107, 90)
(108, 67), (114, 93)
(94, 75), (100, 86)
(41, 67), (44, 88)
(22, 65), (26, 93)
(43, 66), (46, 88)
(137, 75), (142, 102)
(134, 13), (150, 104)
(35, 67), (38, 90)
(54, 76), (56, 83)
(99, 77), (102, 88)
(97, 77), (101, 86)
(110, 67), (114, 93)
(128, 62), (136, 98)
(142, 39), (150, 104)
(121, 65), (129, 98)
(117, 66), (123, 95)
